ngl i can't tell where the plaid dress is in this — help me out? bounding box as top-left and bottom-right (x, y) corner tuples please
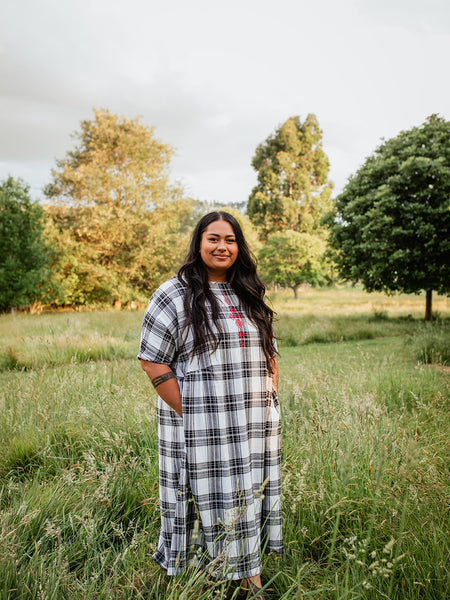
(138, 277), (282, 579)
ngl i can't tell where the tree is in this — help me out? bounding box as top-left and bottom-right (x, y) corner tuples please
(258, 230), (328, 298)
(45, 108), (175, 211)
(247, 114), (333, 239)
(324, 114), (450, 321)
(0, 177), (53, 311)
(44, 198), (196, 306)
(44, 108), (189, 305)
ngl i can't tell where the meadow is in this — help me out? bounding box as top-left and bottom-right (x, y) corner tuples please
(0, 287), (448, 599)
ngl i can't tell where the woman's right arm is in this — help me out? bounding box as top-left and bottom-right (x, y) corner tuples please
(140, 360), (183, 416)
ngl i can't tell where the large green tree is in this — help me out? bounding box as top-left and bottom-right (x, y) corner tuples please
(0, 177), (53, 311)
(325, 114), (450, 321)
(44, 108), (190, 305)
(247, 114), (333, 239)
(258, 230), (328, 298)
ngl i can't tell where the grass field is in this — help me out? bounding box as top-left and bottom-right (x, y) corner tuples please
(0, 287), (448, 599)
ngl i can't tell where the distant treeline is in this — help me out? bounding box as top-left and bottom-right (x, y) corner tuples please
(1, 110), (448, 319)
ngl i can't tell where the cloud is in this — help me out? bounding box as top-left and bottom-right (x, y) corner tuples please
(356, 0), (450, 34)
(0, 0), (449, 203)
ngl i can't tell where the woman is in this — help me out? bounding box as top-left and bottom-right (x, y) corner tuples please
(138, 211), (282, 597)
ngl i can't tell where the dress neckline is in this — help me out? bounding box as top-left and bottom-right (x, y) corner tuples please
(209, 281), (232, 289)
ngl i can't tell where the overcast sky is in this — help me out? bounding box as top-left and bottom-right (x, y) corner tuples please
(1, 0), (449, 205)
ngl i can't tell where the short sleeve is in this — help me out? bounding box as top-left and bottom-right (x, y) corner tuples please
(137, 285), (179, 365)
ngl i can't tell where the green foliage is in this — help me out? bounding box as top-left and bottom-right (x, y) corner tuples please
(325, 114), (450, 318)
(0, 176), (55, 311)
(259, 230), (328, 297)
(248, 114), (333, 239)
(44, 108), (193, 306)
(44, 198), (195, 306)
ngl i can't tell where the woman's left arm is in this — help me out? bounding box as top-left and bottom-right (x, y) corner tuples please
(271, 357), (279, 395)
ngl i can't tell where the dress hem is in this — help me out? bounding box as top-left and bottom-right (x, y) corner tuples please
(152, 547), (283, 580)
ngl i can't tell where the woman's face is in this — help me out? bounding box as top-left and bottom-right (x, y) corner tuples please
(200, 219), (239, 281)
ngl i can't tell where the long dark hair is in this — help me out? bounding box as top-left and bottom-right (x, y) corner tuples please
(177, 211), (277, 372)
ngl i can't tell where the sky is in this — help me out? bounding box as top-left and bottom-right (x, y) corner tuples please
(1, 0), (449, 205)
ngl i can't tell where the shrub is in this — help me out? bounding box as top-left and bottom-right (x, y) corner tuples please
(408, 321), (450, 366)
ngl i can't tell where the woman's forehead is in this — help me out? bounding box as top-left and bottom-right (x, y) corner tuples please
(202, 220), (235, 236)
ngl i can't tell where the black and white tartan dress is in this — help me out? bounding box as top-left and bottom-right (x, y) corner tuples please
(138, 277), (282, 579)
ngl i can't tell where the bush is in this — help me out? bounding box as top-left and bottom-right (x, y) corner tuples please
(408, 321), (450, 366)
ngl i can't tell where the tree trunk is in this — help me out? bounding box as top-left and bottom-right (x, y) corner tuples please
(292, 285), (299, 299)
(425, 290), (433, 321)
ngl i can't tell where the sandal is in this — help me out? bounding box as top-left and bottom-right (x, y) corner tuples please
(243, 581), (266, 600)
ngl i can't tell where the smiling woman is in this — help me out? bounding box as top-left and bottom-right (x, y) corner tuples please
(138, 211), (281, 598)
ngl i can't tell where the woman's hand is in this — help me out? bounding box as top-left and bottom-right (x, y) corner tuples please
(140, 360), (183, 416)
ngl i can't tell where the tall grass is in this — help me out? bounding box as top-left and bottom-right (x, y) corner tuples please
(0, 311), (140, 371)
(407, 321), (450, 366)
(0, 287), (449, 598)
(276, 339), (449, 598)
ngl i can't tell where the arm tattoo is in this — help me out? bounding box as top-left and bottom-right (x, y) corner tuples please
(151, 371), (176, 389)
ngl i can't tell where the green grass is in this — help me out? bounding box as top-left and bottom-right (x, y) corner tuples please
(407, 321), (450, 366)
(0, 287), (449, 599)
(1, 286), (447, 371)
(0, 310), (139, 371)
